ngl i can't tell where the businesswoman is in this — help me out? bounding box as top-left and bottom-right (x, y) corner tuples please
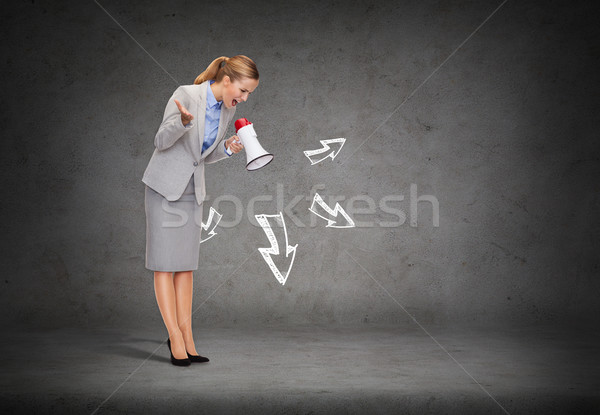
(142, 55), (259, 366)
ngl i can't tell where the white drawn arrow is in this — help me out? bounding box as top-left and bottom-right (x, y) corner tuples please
(308, 192), (355, 228)
(303, 138), (346, 165)
(255, 213), (298, 285)
(200, 207), (223, 244)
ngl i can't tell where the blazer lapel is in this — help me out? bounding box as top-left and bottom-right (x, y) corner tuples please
(196, 81), (208, 153)
(200, 84), (234, 159)
(216, 104), (232, 141)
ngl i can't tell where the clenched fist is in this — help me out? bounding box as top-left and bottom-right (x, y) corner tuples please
(225, 135), (244, 154)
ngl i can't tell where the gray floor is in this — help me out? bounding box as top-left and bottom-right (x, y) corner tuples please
(1, 322), (598, 414)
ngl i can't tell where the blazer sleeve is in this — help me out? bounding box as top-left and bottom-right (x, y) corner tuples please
(154, 86), (196, 151)
(204, 139), (230, 164)
(204, 111), (234, 164)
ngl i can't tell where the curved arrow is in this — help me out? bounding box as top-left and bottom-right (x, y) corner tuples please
(303, 138), (346, 165)
(200, 207), (223, 244)
(308, 192), (355, 228)
(255, 213), (298, 285)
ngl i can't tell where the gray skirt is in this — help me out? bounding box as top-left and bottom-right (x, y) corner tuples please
(145, 175), (203, 272)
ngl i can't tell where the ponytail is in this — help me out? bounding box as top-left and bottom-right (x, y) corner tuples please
(194, 55), (259, 85)
(194, 56), (227, 84)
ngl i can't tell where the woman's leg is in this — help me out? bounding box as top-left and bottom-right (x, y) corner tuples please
(154, 271), (187, 359)
(173, 271), (199, 355)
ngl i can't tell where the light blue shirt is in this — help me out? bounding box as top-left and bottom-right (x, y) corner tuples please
(202, 79), (223, 154)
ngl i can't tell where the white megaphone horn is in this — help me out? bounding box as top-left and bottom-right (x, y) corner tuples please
(227, 118), (274, 171)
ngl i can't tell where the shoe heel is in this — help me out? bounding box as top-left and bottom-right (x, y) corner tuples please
(167, 338), (191, 366)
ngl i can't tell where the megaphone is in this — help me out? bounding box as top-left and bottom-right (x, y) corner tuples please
(228, 118), (274, 171)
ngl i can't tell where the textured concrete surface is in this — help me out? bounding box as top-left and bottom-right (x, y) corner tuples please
(2, 0), (599, 328)
(1, 323), (598, 414)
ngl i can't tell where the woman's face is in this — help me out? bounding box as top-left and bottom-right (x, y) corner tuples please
(222, 76), (259, 109)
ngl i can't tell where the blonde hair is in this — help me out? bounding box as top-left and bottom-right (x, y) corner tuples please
(194, 55), (259, 85)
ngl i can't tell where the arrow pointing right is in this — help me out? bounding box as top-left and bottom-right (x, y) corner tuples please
(308, 192), (355, 228)
(303, 138), (346, 165)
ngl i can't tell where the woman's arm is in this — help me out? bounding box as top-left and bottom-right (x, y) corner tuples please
(204, 138), (230, 164)
(204, 135), (244, 164)
(154, 86), (195, 151)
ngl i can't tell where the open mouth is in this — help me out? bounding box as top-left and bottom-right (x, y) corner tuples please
(232, 98), (240, 107)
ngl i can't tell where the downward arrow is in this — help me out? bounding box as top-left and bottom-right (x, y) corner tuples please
(303, 138), (346, 165)
(255, 213), (298, 285)
(200, 207), (223, 244)
(308, 192), (355, 228)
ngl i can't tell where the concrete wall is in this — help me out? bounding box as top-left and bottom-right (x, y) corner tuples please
(1, 0), (599, 329)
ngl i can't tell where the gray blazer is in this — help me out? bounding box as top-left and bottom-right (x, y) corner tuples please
(142, 81), (237, 205)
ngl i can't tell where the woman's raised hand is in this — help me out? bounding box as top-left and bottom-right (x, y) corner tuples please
(174, 99), (194, 126)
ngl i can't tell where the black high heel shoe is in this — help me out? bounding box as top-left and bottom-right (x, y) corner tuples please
(187, 351), (210, 363)
(167, 338), (191, 366)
